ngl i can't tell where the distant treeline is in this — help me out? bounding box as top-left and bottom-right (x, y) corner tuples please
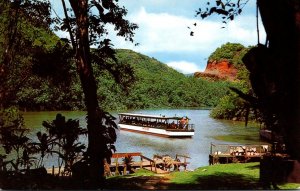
(0, 6), (248, 113)
(16, 48), (235, 111)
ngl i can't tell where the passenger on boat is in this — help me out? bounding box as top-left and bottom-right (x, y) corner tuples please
(179, 117), (189, 129)
(179, 117), (186, 129)
(170, 121), (176, 129)
(185, 117), (189, 127)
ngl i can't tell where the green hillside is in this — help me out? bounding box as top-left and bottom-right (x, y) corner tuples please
(0, 1), (234, 112)
(16, 48), (233, 111)
(94, 49), (233, 111)
(209, 43), (253, 121)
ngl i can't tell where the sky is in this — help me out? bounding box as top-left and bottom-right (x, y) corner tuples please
(50, 0), (266, 74)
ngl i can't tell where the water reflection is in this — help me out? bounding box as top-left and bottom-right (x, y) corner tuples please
(22, 109), (265, 169)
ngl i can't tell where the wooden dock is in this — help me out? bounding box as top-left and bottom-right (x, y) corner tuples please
(106, 152), (190, 176)
(209, 143), (271, 165)
(46, 152), (190, 177)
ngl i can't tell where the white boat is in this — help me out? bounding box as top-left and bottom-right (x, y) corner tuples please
(118, 113), (195, 138)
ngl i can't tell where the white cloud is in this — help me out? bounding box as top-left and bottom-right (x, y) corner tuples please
(111, 7), (266, 55)
(49, 2), (266, 74)
(107, 7), (267, 74)
(166, 61), (203, 74)
(226, 16), (266, 45)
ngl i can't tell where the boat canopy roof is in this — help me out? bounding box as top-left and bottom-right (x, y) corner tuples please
(118, 113), (182, 120)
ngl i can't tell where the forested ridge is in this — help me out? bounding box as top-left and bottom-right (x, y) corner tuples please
(0, 1), (243, 113)
(16, 47), (234, 111)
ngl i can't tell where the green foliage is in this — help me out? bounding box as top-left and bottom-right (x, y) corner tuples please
(208, 42), (251, 85)
(16, 42), (85, 111)
(12, 47), (232, 111)
(195, 0), (248, 25)
(208, 43), (254, 121)
(0, 1), (61, 108)
(0, 2), (235, 112)
(108, 49), (232, 110)
(0, 3), (242, 113)
(209, 42), (245, 67)
(0, 106), (33, 171)
(210, 83), (250, 120)
(210, 95), (239, 119)
(0, 107), (89, 176)
(38, 113), (87, 174)
(0, 108), (92, 184)
(1, 21), (248, 114)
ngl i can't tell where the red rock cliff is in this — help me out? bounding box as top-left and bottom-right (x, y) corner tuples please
(194, 59), (238, 81)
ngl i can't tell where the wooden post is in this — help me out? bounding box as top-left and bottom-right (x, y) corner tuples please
(58, 165), (61, 177)
(123, 166), (127, 175)
(227, 145), (230, 156)
(115, 158), (119, 176)
(52, 166), (54, 176)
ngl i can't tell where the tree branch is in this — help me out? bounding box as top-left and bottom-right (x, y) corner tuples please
(61, 0), (76, 49)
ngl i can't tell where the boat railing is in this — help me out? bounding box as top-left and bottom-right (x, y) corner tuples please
(187, 124), (195, 131)
(120, 119), (194, 131)
(172, 124), (194, 131)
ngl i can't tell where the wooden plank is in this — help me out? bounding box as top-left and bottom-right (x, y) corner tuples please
(141, 155), (155, 163)
(172, 161), (190, 165)
(153, 154), (163, 159)
(143, 167), (169, 174)
(112, 152), (142, 158)
(176, 154), (191, 159)
(131, 161), (152, 167)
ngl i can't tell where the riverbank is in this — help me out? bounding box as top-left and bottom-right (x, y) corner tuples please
(22, 109), (266, 169)
(1, 162), (299, 189)
(106, 162), (300, 190)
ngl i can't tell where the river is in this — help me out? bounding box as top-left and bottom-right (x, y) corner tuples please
(22, 109), (266, 170)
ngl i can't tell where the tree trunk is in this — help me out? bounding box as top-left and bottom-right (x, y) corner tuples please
(258, 0), (300, 162)
(68, 0), (104, 187)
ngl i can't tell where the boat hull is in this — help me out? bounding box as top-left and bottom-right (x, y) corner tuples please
(118, 124), (194, 138)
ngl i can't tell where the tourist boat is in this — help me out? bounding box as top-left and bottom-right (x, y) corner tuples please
(118, 113), (195, 138)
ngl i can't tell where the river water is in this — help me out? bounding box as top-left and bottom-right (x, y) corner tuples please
(23, 109), (265, 170)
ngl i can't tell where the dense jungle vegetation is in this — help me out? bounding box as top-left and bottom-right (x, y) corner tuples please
(1, 28), (237, 112)
(17, 47), (236, 111)
(0, 1), (249, 115)
(209, 43), (253, 121)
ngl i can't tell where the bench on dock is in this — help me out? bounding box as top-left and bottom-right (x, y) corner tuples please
(209, 143), (271, 165)
(107, 152), (159, 176)
(106, 152), (190, 176)
(47, 152), (191, 177)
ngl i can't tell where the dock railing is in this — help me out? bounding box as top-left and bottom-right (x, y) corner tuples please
(175, 154), (191, 170)
(108, 152), (159, 175)
(209, 143), (271, 165)
(48, 152), (190, 177)
(140, 155), (157, 173)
